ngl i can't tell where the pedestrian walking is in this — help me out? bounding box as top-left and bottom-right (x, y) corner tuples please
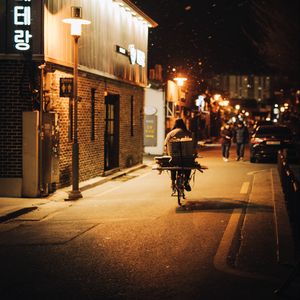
(190, 112), (201, 149)
(220, 123), (233, 162)
(233, 120), (249, 161)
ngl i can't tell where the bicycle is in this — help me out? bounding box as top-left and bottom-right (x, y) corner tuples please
(153, 156), (207, 206)
(171, 168), (188, 206)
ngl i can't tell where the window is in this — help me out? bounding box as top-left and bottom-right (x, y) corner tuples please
(166, 101), (175, 118)
(91, 88), (96, 140)
(130, 96), (134, 136)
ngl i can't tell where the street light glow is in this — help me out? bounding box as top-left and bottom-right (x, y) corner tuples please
(174, 77), (187, 87)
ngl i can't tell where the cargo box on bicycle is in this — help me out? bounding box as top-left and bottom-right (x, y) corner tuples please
(168, 138), (195, 167)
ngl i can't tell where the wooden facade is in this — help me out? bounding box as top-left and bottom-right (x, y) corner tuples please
(44, 0), (156, 86)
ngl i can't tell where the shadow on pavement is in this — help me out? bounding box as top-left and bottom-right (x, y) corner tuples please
(175, 198), (272, 213)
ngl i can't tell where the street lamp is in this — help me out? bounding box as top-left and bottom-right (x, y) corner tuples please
(63, 7), (90, 200)
(174, 75), (187, 118)
(174, 76), (187, 87)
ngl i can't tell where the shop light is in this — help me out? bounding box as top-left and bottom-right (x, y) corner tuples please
(113, 0), (153, 27)
(213, 94), (221, 101)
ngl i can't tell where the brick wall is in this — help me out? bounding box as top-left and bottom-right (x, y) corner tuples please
(0, 60), (144, 189)
(45, 63), (144, 187)
(0, 60), (39, 178)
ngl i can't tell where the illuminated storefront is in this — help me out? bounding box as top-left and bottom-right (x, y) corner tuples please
(0, 0), (157, 197)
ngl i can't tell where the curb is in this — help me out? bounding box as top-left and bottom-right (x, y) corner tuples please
(0, 206), (38, 223)
(271, 168), (295, 265)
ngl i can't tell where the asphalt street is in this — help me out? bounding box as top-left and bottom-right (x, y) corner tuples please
(0, 146), (299, 299)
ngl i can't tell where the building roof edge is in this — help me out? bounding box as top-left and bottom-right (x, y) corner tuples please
(122, 0), (158, 27)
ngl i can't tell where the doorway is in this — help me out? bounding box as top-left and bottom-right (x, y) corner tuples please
(104, 94), (120, 171)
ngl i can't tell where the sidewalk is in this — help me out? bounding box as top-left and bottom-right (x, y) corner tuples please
(0, 157), (154, 223)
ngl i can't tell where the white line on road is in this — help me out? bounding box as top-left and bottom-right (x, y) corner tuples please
(240, 182), (250, 194)
(214, 208), (242, 271)
(213, 208), (279, 281)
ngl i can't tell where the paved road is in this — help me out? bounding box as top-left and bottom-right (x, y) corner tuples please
(0, 146), (298, 299)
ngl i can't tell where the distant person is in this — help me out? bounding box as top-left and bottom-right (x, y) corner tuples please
(190, 112), (201, 149)
(164, 118), (193, 191)
(220, 123), (233, 162)
(233, 121), (249, 161)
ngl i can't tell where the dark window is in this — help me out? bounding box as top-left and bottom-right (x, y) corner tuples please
(91, 88), (96, 140)
(130, 96), (134, 136)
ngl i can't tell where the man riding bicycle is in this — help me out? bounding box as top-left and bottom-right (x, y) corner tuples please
(164, 118), (195, 192)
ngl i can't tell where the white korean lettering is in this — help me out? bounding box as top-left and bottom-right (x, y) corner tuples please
(14, 29), (32, 50)
(14, 6), (31, 25)
(136, 50), (145, 67)
(128, 44), (137, 65)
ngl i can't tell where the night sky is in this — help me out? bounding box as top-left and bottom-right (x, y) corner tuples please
(134, 0), (300, 81)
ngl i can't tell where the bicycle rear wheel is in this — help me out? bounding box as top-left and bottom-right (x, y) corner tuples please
(176, 175), (185, 206)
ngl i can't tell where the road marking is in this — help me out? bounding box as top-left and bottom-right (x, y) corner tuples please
(240, 182), (249, 194)
(213, 208), (280, 281)
(247, 169), (269, 176)
(214, 208), (242, 271)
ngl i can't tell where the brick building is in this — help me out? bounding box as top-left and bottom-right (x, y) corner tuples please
(0, 0), (157, 197)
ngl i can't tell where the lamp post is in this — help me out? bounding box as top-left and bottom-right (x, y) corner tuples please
(63, 7), (90, 200)
(174, 75), (187, 118)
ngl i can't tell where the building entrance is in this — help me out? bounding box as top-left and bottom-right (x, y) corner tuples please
(104, 94), (120, 171)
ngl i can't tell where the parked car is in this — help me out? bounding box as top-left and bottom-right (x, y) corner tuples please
(250, 125), (294, 163)
(251, 120), (273, 134)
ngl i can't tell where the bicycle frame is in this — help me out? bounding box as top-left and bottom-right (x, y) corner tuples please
(174, 172), (186, 206)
